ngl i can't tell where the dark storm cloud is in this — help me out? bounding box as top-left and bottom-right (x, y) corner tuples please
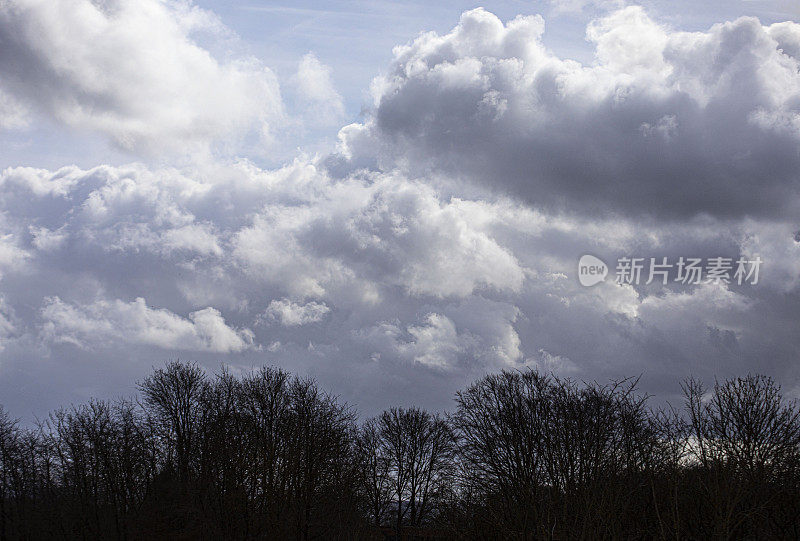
(330, 7), (800, 219)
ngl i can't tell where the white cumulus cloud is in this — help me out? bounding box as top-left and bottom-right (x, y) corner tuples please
(41, 296), (254, 353)
(263, 299), (331, 326)
(0, 0), (283, 155)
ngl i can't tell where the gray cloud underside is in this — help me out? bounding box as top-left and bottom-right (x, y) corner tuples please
(330, 7), (800, 219)
(0, 160), (798, 418)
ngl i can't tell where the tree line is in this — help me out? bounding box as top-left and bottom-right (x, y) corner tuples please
(2, 362), (800, 539)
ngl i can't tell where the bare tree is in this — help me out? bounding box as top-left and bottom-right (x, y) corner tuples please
(452, 370), (553, 538)
(683, 374), (800, 538)
(356, 418), (392, 527)
(373, 407), (454, 538)
(138, 361), (208, 484)
(4, 362), (800, 539)
(0, 406), (22, 541)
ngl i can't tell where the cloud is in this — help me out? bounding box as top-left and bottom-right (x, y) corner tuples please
(263, 299), (330, 326)
(0, 165), (79, 197)
(405, 313), (465, 369)
(330, 7), (800, 219)
(29, 226), (68, 251)
(548, 0), (625, 15)
(0, 89), (29, 129)
(0, 0), (283, 155)
(231, 170), (525, 300)
(355, 313), (468, 371)
(292, 53), (345, 126)
(528, 348), (579, 374)
(1, 150), (798, 416)
(41, 296), (254, 353)
(0, 297), (18, 352)
(354, 296), (522, 372)
(0, 227), (29, 279)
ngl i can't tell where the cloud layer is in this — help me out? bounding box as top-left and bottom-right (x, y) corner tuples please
(1, 155), (798, 417)
(0, 3), (799, 421)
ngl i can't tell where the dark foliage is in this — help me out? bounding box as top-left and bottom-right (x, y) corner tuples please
(2, 363), (800, 539)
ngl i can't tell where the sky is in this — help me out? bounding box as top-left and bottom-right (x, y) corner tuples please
(1, 0), (800, 423)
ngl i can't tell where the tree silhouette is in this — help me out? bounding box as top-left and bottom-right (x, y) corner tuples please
(2, 363), (800, 539)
